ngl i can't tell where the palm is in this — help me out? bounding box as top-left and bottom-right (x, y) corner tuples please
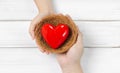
(56, 32), (83, 65)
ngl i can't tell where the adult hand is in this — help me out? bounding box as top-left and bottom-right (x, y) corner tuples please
(56, 15), (83, 73)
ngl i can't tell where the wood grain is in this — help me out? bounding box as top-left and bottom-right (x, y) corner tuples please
(0, 48), (119, 73)
(0, 1), (119, 73)
(0, 21), (119, 48)
(0, 0), (120, 20)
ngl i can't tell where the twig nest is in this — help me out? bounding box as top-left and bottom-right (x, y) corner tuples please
(35, 14), (78, 53)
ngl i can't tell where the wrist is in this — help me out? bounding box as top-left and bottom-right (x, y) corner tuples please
(58, 58), (80, 68)
(36, 11), (54, 18)
(38, 9), (54, 14)
(61, 63), (82, 73)
(38, 11), (54, 16)
(60, 62), (80, 69)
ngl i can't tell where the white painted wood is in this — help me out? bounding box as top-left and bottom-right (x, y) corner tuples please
(0, 0), (38, 20)
(0, 48), (120, 73)
(0, 48), (61, 73)
(0, 0), (120, 20)
(0, 1), (120, 73)
(0, 21), (36, 47)
(54, 0), (120, 20)
(81, 48), (120, 73)
(0, 21), (120, 47)
(76, 21), (120, 47)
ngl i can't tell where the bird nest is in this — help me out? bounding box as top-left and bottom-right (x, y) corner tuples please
(34, 14), (78, 53)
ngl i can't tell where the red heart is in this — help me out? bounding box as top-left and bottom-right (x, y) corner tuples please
(41, 23), (69, 49)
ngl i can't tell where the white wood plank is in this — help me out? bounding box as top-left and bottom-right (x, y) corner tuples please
(81, 48), (120, 73)
(0, 48), (61, 73)
(76, 21), (120, 47)
(0, 0), (37, 20)
(0, 0), (120, 20)
(0, 48), (120, 73)
(0, 21), (120, 47)
(55, 0), (120, 20)
(0, 21), (36, 47)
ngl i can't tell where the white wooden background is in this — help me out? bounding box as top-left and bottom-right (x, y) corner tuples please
(0, 0), (120, 73)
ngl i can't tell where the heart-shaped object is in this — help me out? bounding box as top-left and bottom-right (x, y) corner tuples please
(41, 23), (69, 49)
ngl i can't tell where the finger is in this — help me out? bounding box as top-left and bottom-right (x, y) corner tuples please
(39, 48), (45, 53)
(29, 15), (42, 39)
(36, 42), (50, 54)
(29, 29), (33, 39)
(35, 40), (46, 53)
(37, 44), (45, 53)
(75, 29), (83, 46)
(43, 48), (51, 55)
(29, 22), (36, 39)
(35, 39), (51, 54)
(37, 46), (51, 55)
(45, 51), (50, 55)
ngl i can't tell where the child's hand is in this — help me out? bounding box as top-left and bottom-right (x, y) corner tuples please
(29, 13), (49, 39)
(29, 13), (51, 54)
(29, 0), (54, 54)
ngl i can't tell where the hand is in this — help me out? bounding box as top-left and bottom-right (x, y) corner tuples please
(29, 13), (52, 54)
(57, 31), (83, 73)
(56, 30), (83, 65)
(56, 16), (83, 73)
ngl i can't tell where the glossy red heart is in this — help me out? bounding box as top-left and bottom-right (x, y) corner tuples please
(41, 23), (69, 49)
